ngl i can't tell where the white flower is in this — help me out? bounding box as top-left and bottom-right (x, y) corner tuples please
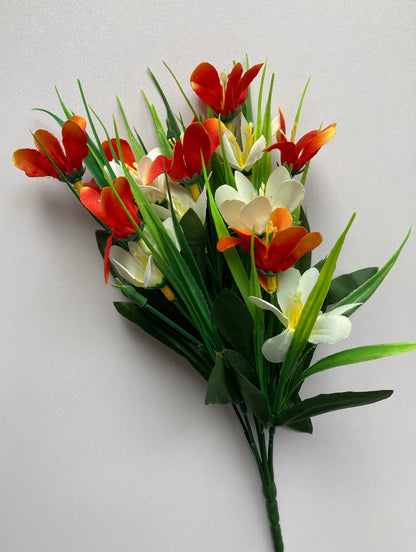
(217, 114), (266, 171)
(215, 166), (305, 234)
(152, 183), (207, 224)
(109, 219), (179, 289)
(249, 267), (359, 363)
(109, 240), (164, 289)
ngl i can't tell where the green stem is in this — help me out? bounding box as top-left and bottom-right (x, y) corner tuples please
(255, 423), (284, 552)
(233, 408), (284, 551)
(262, 478), (284, 552)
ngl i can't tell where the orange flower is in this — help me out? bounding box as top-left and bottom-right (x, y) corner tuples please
(146, 119), (222, 185)
(13, 116), (89, 183)
(80, 176), (141, 283)
(102, 138), (136, 168)
(190, 62), (263, 120)
(217, 207), (322, 291)
(265, 109), (336, 173)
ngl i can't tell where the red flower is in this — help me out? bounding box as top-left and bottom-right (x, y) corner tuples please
(80, 176), (141, 283)
(190, 62), (263, 120)
(146, 118), (223, 185)
(265, 109), (336, 173)
(217, 207), (322, 291)
(13, 116), (89, 183)
(102, 138), (136, 168)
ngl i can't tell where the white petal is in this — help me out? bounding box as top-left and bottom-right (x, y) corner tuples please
(297, 267), (320, 307)
(152, 204), (171, 221)
(109, 245), (146, 286)
(271, 179), (305, 213)
(136, 156), (152, 183)
(248, 296), (288, 327)
(309, 314), (352, 345)
(194, 187), (207, 223)
(271, 114), (282, 135)
(242, 135), (267, 170)
(219, 199), (247, 228)
(143, 255), (164, 288)
(277, 268), (301, 314)
(266, 167), (305, 212)
(215, 184), (243, 209)
(235, 171), (257, 203)
(262, 328), (294, 363)
(138, 184), (165, 204)
(219, 132), (240, 169)
(240, 196), (272, 234)
(162, 217), (180, 250)
(265, 166), (291, 197)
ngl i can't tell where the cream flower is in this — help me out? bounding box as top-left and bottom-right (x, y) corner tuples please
(217, 114), (266, 171)
(215, 166), (305, 234)
(109, 240), (164, 289)
(249, 267), (359, 363)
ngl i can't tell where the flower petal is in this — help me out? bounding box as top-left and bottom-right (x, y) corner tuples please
(109, 244), (146, 286)
(297, 267), (320, 307)
(34, 129), (69, 173)
(62, 117), (89, 171)
(243, 135), (266, 169)
(182, 122), (211, 177)
(12, 148), (59, 178)
(309, 313), (352, 345)
(190, 63), (223, 112)
(249, 296), (288, 326)
(240, 196), (271, 234)
(235, 171), (257, 203)
(281, 231), (323, 271)
(266, 167), (305, 212)
(262, 328), (294, 363)
(215, 183), (243, 208)
(276, 268), (301, 315)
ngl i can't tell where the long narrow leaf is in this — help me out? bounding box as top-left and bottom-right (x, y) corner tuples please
(116, 96), (146, 161)
(332, 228), (411, 315)
(296, 342), (416, 384)
(276, 213), (356, 411)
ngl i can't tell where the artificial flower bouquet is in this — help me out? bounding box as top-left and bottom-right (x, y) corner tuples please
(13, 59), (415, 550)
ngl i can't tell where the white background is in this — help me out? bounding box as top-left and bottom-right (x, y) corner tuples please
(1, 1), (415, 551)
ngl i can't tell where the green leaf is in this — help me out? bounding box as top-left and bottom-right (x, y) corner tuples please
(287, 418), (313, 434)
(116, 96), (146, 161)
(141, 90), (172, 157)
(205, 355), (240, 405)
(327, 267), (378, 305)
(285, 392), (313, 433)
(223, 350), (270, 425)
(211, 290), (255, 364)
(163, 61), (199, 120)
(203, 165), (250, 303)
(297, 342), (416, 383)
(114, 301), (212, 380)
(333, 228), (411, 315)
(293, 76), (311, 134)
(164, 183), (211, 308)
(275, 390), (393, 427)
(276, 214), (356, 411)
(147, 67), (182, 141)
(180, 208), (208, 282)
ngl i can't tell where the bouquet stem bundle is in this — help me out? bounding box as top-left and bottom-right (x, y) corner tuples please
(13, 58), (415, 550)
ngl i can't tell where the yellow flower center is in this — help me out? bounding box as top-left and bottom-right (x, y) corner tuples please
(228, 123), (255, 168)
(284, 293), (303, 330)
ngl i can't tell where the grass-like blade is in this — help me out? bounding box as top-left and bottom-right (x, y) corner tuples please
(295, 342), (416, 385)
